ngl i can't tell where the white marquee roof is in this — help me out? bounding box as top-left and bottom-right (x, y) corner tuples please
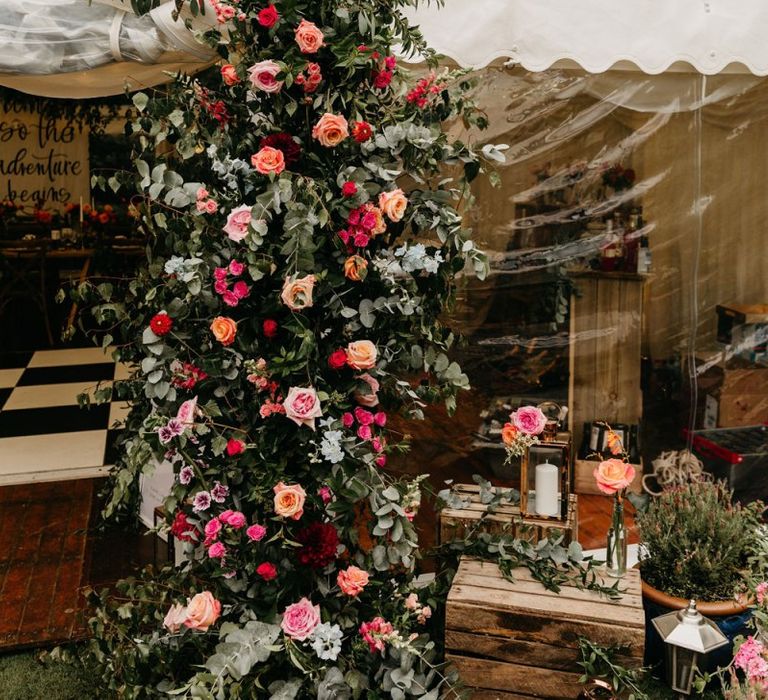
(404, 0), (768, 75)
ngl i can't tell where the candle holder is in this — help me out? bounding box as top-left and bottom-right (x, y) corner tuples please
(520, 435), (572, 522)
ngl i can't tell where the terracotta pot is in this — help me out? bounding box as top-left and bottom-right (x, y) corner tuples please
(640, 578), (751, 617)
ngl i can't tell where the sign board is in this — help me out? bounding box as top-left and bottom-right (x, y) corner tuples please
(0, 104), (89, 210)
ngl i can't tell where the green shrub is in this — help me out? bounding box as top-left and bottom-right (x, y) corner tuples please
(636, 480), (765, 600)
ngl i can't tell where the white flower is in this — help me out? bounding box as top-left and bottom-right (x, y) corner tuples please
(310, 622), (343, 661)
(320, 430), (344, 463)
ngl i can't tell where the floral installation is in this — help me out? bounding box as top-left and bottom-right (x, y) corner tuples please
(74, 0), (500, 696)
(501, 404), (547, 459)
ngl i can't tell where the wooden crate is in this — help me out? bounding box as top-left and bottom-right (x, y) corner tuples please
(439, 484), (578, 545)
(446, 557), (645, 699)
(574, 459), (643, 496)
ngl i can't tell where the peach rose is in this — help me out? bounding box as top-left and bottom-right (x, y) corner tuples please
(163, 603), (187, 633)
(593, 458), (636, 495)
(378, 189), (408, 223)
(183, 591), (221, 631)
(210, 316), (237, 346)
(294, 19), (324, 54)
(346, 340), (377, 370)
(251, 146), (285, 176)
(274, 481), (307, 520)
(337, 565), (370, 596)
(344, 255), (368, 282)
(221, 63), (240, 86)
(501, 422), (519, 447)
(281, 274), (316, 310)
(247, 59), (283, 93)
(312, 113), (348, 148)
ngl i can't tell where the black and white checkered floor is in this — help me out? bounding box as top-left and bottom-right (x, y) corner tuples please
(0, 348), (128, 485)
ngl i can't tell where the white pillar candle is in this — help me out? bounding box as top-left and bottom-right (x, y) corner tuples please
(535, 460), (559, 516)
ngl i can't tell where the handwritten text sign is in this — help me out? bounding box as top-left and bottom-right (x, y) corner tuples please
(0, 104), (89, 210)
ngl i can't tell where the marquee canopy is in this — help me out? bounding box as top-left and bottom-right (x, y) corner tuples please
(404, 0), (768, 75)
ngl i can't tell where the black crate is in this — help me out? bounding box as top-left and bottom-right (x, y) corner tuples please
(687, 424), (768, 504)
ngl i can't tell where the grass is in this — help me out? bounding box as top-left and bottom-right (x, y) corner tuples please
(0, 650), (99, 700)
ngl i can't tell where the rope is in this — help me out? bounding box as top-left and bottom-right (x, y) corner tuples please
(642, 449), (704, 495)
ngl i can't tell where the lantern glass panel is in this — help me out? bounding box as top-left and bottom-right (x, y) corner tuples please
(521, 441), (569, 520)
(667, 645), (698, 694)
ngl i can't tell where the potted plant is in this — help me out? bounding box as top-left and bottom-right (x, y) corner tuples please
(636, 479), (766, 668)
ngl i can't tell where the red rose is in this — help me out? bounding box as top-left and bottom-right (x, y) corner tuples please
(260, 132), (301, 166)
(226, 438), (245, 457)
(257, 4), (279, 27)
(328, 349), (348, 370)
(351, 121), (373, 143)
(170, 512), (197, 543)
(372, 70), (393, 89)
(256, 562), (278, 581)
(150, 313), (173, 336)
(341, 181), (358, 198)
(263, 319), (278, 338)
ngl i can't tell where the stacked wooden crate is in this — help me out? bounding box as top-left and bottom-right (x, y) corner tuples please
(446, 557), (645, 699)
(439, 483), (579, 546)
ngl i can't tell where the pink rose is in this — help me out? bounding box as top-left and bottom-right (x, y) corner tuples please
(318, 486), (332, 505)
(183, 591), (221, 631)
(281, 597), (320, 640)
(375, 454), (387, 468)
(247, 524), (267, 541)
(342, 412), (355, 428)
(357, 424), (372, 441)
(374, 411), (387, 427)
(228, 259), (245, 276)
(593, 458), (636, 495)
(354, 407), (374, 426)
(223, 204), (252, 242)
(294, 19), (324, 54)
(757, 582), (768, 605)
(346, 340), (377, 370)
(247, 59), (283, 93)
(163, 603), (187, 633)
(284, 386), (323, 429)
(405, 592), (419, 610)
(312, 112), (349, 148)
(207, 541), (226, 559)
(355, 373), (380, 407)
(204, 518), (222, 541)
(281, 274), (316, 311)
(251, 146), (285, 176)
(510, 405), (547, 436)
(337, 566), (369, 596)
(274, 481), (307, 520)
(175, 397), (198, 426)
(220, 510), (247, 528)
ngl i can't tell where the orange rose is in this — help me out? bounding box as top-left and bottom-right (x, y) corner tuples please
(294, 19), (324, 53)
(312, 113), (349, 148)
(346, 340), (377, 370)
(378, 189), (408, 222)
(273, 481), (307, 520)
(501, 422), (519, 447)
(337, 565), (370, 596)
(210, 316), (237, 346)
(183, 591), (221, 632)
(593, 458), (636, 495)
(251, 146), (285, 175)
(344, 255), (368, 282)
(281, 274), (316, 311)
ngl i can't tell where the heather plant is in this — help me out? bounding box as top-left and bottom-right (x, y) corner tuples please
(636, 479), (765, 601)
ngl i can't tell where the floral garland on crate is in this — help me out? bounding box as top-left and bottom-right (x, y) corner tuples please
(68, 0), (513, 697)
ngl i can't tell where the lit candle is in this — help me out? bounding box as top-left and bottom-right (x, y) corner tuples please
(535, 460), (559, 516)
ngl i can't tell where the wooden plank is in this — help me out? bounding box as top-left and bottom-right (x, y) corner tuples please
(446, 602), (645, 658)
(455, 559), (644, 610)
(469, 691), (539, 700)
(447, 654), (585, 699)
(448, 583), (645, 628)
(453, 571), (643, 611)
(445, 630), (640, 674)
